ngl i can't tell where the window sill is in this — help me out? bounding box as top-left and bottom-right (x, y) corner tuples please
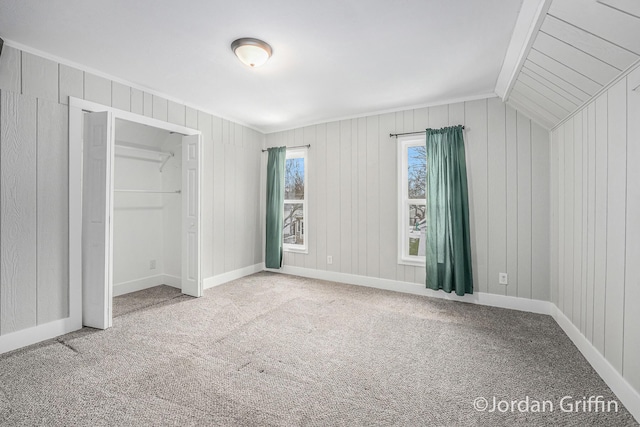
(398, 258), (425, 267)
(284, 247), (308, 255)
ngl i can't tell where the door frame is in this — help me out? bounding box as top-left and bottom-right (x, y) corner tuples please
(69, 97), (202, 329)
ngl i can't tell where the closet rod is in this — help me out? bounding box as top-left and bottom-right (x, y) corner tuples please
(114, 189), (181, 194)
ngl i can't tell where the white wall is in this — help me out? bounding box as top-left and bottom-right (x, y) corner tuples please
(550, 63), (640, 395)
(0, 46), (264, 339)
(265, 97), (550, 300)
(113, 148), (165, 285)
(112, 121), (183, 290)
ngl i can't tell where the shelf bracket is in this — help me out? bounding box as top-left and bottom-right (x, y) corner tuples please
(159, 152), (174, 172)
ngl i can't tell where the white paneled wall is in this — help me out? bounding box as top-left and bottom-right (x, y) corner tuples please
(551, 63), (640, 394)
(266, 98), (550, 300)
(0, 46), (263, 337)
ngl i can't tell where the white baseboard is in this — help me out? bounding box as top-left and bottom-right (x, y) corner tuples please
(203, 263), (264, 290)
(552, 306), (640, 421)
(113, 274), (181, 297)
(161, 274), (182, 289)
(265, 265), (552, 315)
(0, 316), (82, 355)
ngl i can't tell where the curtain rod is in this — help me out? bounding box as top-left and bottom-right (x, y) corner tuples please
(390, 126), (465, 138)
(262, 144), (311, 152)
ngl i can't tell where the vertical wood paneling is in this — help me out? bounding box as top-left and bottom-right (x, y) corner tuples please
(22, 53), (58, 103)
(517, 111), (532, 299)
(557, 126), (565, 312)
(339, 120), (352, 274)
(326, 122), (341, 272)
(252, 131), (263, 264)
(224, 120), (235, 272)
(36, 99), (68, 324)
(84, 73), (111, 106)
(356, 118), (367, 276)
(581, 110), (589, 334)
(465, 100), (488, 292)
(152, 96), (168, 122)
(586, 103), (596, 343)
(198, 112), (213, 277)
(414, 107), (428, 131)
(624, 67), (640, 392)
(212, 116), (225, 276)
(563, 118), (574, 318)
(378, 113), (396, 280)
(428, 104), (449, 128)
(168, 101), (185, 126)
(185, 107), (198, 129)
(531, 122), (550, 301)
(593, 93), (608, 354)
(487, 98), (507, 295)
(550, 129), (559, 306)
(237, 125), (248, 268)
(58, 64), (83, 105)
(349, 120), (358, 275)
(143, 92), (153, 118)
(1, 91), (37, 335)
(366, 115), (380, 277)
(604, 79), (626, 372)
(316, 123), (327, 270)
(0, 46), (21, 93)
(234, 125), (245, 269)
(573, 113), (583, 326)
(506, 106), (519, 297)
(130, 88), (143, 115)
(111, 82), (131, 112)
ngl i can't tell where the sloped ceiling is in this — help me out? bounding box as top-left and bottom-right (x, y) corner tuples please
(502, 0), (640, 129)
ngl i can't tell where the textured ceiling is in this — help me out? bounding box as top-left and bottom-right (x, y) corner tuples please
(0, 0), (524, 133)
(505, 0), (640, 129)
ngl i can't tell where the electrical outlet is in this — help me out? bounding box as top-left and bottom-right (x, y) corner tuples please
(499, 272), (508, 285)
(150, 259), (156, 270)
(327, 256), (333, 265)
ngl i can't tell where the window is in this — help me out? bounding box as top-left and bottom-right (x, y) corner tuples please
(398, 136), (426, 265)
(283, 148), (308, 253)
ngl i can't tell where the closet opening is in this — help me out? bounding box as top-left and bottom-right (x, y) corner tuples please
(69, 98), (202, 331)
(112, 119), (184, 298)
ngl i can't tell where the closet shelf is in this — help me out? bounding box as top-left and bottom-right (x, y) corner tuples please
(114, 189), (181, 194)
(114, 140), (174, 172)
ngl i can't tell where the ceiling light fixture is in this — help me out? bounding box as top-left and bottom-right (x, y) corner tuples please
(231, 38), (272, 68)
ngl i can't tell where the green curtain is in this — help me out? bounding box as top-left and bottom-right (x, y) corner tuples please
(425, 125), (473, 296)
(265, 146), (286, 269)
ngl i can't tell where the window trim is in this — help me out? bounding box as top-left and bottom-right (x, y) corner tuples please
(398, 135), (426, 266)
(283, 147), (308, 254)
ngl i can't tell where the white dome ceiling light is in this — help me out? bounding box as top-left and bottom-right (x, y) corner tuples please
(231, 38), (272, 68)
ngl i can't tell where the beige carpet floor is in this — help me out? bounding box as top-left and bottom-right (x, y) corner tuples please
(0, 272), (636, 426)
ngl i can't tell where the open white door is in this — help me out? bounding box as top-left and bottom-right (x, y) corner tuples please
(182, 134), (202, 297)
(82, 111), (114, 329)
